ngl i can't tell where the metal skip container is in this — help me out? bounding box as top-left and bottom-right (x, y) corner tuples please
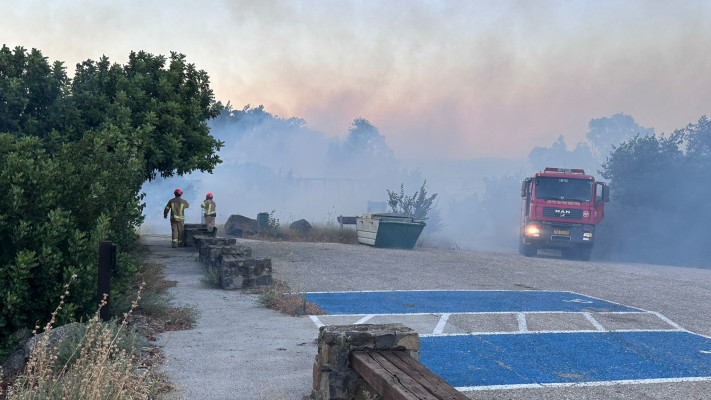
(356, 213), (426, 249)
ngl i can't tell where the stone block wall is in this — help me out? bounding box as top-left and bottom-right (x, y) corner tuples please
(184, 224), (210, 247)
(220, 256), (272, 289)
(193, 235), (237, 252)
(309, 324), (419, 400)
(182, 227), (272, 290)
(199, 244), (252, 266)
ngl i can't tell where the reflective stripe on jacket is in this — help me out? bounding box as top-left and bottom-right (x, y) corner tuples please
(164, 197), (189, 221)
(201, 199), (216, 216)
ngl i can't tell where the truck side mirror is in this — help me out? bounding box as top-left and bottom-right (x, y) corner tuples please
(602, 184), (610, 203)
(521, 178), (530, 198)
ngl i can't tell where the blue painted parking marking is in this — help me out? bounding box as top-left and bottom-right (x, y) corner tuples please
(420, 331), (711, 389)
(305, 290), (640, 315)
(307, 290), (711, 389)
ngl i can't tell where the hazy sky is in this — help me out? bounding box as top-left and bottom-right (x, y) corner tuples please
(3, 0), (710, 160)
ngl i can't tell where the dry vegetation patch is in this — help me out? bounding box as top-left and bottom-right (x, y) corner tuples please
(1, 278), (153, 399)
(253, 280), (327, 317)
(235, 224), (358, 245)
(127, 263), (196, 339)
(0, 262), (195, 399)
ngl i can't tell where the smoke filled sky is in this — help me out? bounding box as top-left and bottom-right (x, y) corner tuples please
(3, 0), (710, 160)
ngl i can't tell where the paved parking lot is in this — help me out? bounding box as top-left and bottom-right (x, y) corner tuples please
(153, 236), (711, 399)
(307, 289), (711, 394)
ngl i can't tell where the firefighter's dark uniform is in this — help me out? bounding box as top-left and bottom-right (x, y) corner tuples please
(201, 198), (217, 233)
(164, 196), (189, 247)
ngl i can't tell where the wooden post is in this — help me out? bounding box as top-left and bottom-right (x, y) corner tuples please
(98, 241), (115, 322)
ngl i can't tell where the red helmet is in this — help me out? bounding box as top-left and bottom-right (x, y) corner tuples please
(206, 192), (213, 198)
(174, 189), (183, 196)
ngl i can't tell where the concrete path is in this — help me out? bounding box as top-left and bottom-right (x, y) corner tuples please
(145, 235), (316, 400)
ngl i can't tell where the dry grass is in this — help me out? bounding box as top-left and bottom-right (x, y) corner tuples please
(1, 277), (152, 400)
(200, 265), (221, 289)
(246, 224), (358, 245)
(0, 263), (195, 400)
(254, 280), (327, 317)
(127, 263), (196, 340)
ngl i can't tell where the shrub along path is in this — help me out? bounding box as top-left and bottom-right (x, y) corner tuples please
(142, 235), (316, 400)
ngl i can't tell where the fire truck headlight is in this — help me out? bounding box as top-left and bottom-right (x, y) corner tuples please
(583, 232), (593, 238)
(526, 225), (540, 237)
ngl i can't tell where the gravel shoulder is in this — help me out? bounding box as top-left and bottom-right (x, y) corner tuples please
(145, 234), (711, 400)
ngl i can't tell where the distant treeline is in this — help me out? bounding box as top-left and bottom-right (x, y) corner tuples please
(0, 45), (223, 350)
(597, 116), (711, 266)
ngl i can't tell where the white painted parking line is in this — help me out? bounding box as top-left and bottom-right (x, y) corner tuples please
(354, 314), (374, 324)
(308, 290), (711, 390)
(420, 329), (681, 338)
(433, 313), (450, 335)
(650, 311), (684, 330)
(309, 315), (324, 328)
(517, 313), (527, 332)
(583, 312), (606, 331)
(455, 376), (711, 391)
(312, 310), (647, 318)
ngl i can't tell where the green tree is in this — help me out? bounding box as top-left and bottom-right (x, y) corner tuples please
(0, 45), (223, 349)
(598, 115), (711, 266)
(327, 118), (397, 178)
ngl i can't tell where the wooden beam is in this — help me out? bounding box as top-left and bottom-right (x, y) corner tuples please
(352, 351), (467, 400)
(380, 351), (467, 400)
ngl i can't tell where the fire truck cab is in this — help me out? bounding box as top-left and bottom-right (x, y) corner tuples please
(519, 167), (609, 260)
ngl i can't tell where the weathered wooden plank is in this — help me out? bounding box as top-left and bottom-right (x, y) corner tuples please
(380, 351), (468, 400)
(352, 351), (438, 400)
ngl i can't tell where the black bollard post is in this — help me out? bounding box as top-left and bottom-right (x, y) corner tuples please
(98, 241), (115, 322)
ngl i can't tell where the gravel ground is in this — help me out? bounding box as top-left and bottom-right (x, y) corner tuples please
(146, 234), (711, 400)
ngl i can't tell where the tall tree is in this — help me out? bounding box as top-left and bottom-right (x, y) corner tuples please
(598, 116), (710, 266)
(0, 46), (223, 347)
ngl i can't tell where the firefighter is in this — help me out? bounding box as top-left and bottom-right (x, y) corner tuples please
(164, 189), (189, 247)
(201, 192), (217, 235)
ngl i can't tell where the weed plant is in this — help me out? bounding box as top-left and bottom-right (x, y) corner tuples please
(200, 266), (221, 289)
(130, 263), (197, 334)
(1, 276), (152, 400)
(256, 280), (326, 317)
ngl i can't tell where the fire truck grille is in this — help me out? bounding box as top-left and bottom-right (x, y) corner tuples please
(542, 207), (583, 220)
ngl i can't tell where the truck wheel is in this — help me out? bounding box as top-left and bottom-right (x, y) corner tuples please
(520, 243), (537, 257)
(519, 235), (537, 257)
(525, 246), (537, 257)
(578, 245), (592, 261)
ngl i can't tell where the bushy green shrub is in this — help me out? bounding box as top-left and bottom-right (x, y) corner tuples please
(0, 45), (222, 349)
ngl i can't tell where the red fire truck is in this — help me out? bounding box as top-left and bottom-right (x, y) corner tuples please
(519, 167), (609, 260)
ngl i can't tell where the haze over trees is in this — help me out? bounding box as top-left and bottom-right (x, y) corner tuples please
(140, 105), (420, 231)
(528, 113), (648, 174)
(597, 115), (711, 266)
(2, 42), (708, 358)
(0, 45), (222, 348)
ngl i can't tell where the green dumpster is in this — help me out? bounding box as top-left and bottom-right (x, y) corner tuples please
(356, 213), (426, 249)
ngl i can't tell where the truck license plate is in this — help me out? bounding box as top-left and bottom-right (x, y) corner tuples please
(554, 230), (569, 235)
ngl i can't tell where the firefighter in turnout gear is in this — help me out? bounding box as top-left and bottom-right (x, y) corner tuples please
(164, 189), (189, 247)
(201, 193), (217, 235)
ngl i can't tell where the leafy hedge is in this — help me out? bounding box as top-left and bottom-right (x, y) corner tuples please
(0, 45), (223, 349)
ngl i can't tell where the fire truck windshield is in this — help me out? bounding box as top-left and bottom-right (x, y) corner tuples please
(534, 177), (593, 202)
